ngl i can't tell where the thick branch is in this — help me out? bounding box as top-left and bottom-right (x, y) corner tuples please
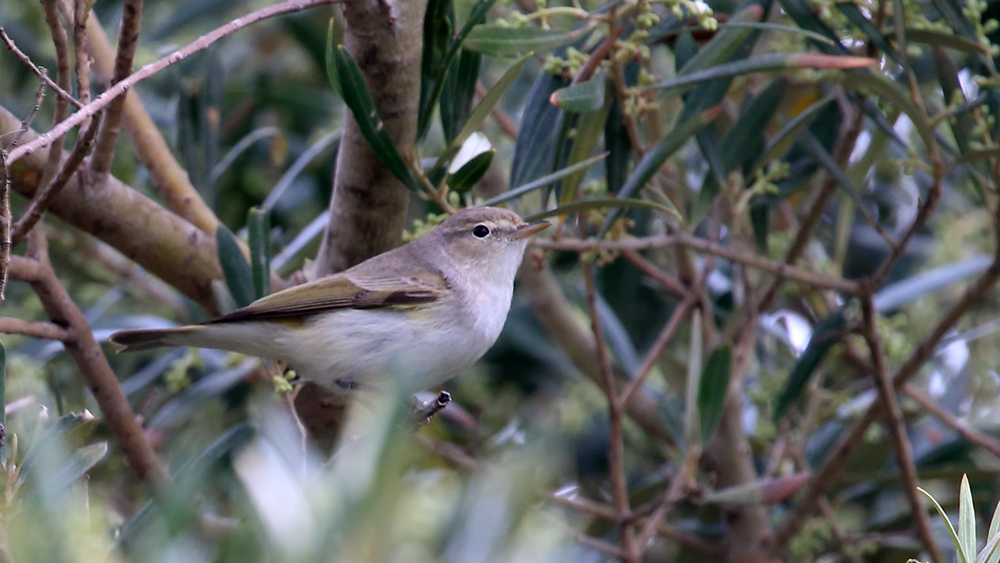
(0, 106), (223, 311)
(313, 0), (427, 276)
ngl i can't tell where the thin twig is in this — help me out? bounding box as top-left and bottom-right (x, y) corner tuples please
(88, 0), (143, 178)
(861, 297), (946, 563)
(15, 227), (170, 493)
(618, 282), (700, 409)
(11, 80), (47, 148)
(581, 257), (639, 562)
(12, 113), (102, 245)
(534, 233), (862, 294)
(0, 155), (9, 301)
(73, 0), (93, 127)
(39, 0), (74, 190)
(0, 28), (83, 109)
(903, 384), (1000, 458)
(7, 0), (342, 165)
(0, 317), (72, 341)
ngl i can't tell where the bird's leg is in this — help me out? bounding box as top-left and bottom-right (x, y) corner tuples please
(406, 391), (451, 429)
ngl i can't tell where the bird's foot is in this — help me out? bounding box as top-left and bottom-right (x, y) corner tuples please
(406, 391), (451, 430)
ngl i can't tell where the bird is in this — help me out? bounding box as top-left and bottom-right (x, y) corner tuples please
(109, 207), (550, 396)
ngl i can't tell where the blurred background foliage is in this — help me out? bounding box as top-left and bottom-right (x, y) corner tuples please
(3, 0), (1000, 560)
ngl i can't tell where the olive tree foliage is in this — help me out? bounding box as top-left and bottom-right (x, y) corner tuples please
(2, 0), (1000, 561)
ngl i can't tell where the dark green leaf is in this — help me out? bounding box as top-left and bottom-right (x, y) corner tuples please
(841, 72), (936, 149)
(722, 78), (787, 172)
(779, 0), (847, 54)
(837, 3), (903, 64)
(418, 0), (455, 138)
(325, 19), (341, 97)
(550, 74), (607, 113)
(651, 53), (876, 97)
(483, 153), (608, 206)
(447, 149), (495, 192)
(902, 27), (990, 53)
(560, 98), (610, 203)
(602, 105), (721, 232)
(247, 207), (271, 300)
(774, 311), (846, 421)
(698, 345), (732, 444)
(510, 72), (568, 187)
(678, 5), (763, 75)
(760, 94), (835, 163)
(463, 24), (591, 57)
(433, 53), (530, 172)
(330, 44), (422, 192)
(216, 226), (255, 309)
(604, 97), (631, 194)
(440, 50), (482, 143)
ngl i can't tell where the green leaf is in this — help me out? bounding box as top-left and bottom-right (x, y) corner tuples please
(684, 314), (703, 449)
(19, 411), (99, 484)
(602, 105), (720, 232)
(525, 197), (681, 223)
(961, 474), (977, 563)
(441, 50), (482, 143)
(841, 72), (936, 150)
(447, 149), (495, 192)
(919, 486), (969, 563)
(721, 78), (787, 172)
(325, 19), (341, 97)
(216, 226), (255, 309)
(51, 442), (108, 490)
(463, 24), (591, 57)
(678, 5), (762, 75)
(247, 207), (270, 300)
(983, 497), (1000, 563)
(779, 0), (846, 53)
(604, 97), (631, 194)
(418, 0), (455, 138)
(698, 345), (732, 444)
(560, 98), (610, 203)
(874, 255), (992, 312)
(550, 74), (607, 113)
(483, 152), (608, 206)
(329, 44), (422, 192)
(652, 53), (877, 97)
(433, 53), (531, 172)
(759, 95), (835, 164)
(902, 27), (990, 53)
(774, 311), (846, 421)
(511, 72), (567, 187)
(837, 3), (903, 64)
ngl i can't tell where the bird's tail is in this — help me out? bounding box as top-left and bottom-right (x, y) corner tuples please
(109, 325), (206, 353)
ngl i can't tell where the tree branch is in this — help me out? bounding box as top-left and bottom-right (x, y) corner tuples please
(312, 0), (427, 276)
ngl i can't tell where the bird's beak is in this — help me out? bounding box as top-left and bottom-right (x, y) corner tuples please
(511, 220), (551, 240)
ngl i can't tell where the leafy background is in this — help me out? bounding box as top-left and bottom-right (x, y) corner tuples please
(3, 0), (1000, 561)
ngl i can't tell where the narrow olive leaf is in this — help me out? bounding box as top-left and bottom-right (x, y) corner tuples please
(874, 255), (991, 312)
(417, 0), (455, 139)
(798, 131), (869, 209)
(331, 45), (422, 192)
(550, 74), (607, 113)
(441, 49), (482, 143)
(714, 21), (836, 44)
(483, 152), (608, 206)
(433, 53), (531, 172)
(53, 442), (109, 490)
(325, 19), (341, 97)
(930, 0), (978, 38)
(837, 3), (903, 64)
(779, 0), (848, 53)
(601, 105), (721, 232)
(935, 47), (976, 155)
(983, 498), (1000, 563)
(721, 78), (787, 173)
(703, 472), (810, 505)
(651, 53), (878, 96)
(19, 412), (99, 484)
(773, 310), (846, 421)
(463, 24), (591, 57)
(760, 95), (835, 163)
(525, 197), (680, 222)
(919, 486), (969, 563)
(901, 27), (991, 53)
(447, 149), (495, 192)
(961, 475), (977, 563)
(419, 0), (499, 140)
(216, 226), (255, 309)
(678, 4), (761, 75)
(698, 345), (732, 445)
(560, 99), (610, 203)
(684, 314), (703, 449)
(841, 72), (936, 150)
(511, 72), (568, 187)
(247, 207), (270, 300)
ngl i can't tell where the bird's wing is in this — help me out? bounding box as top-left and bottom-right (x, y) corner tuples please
(205, 271), (449, 324)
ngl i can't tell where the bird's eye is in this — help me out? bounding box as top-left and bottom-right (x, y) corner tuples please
(473, 224), (490, 238)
